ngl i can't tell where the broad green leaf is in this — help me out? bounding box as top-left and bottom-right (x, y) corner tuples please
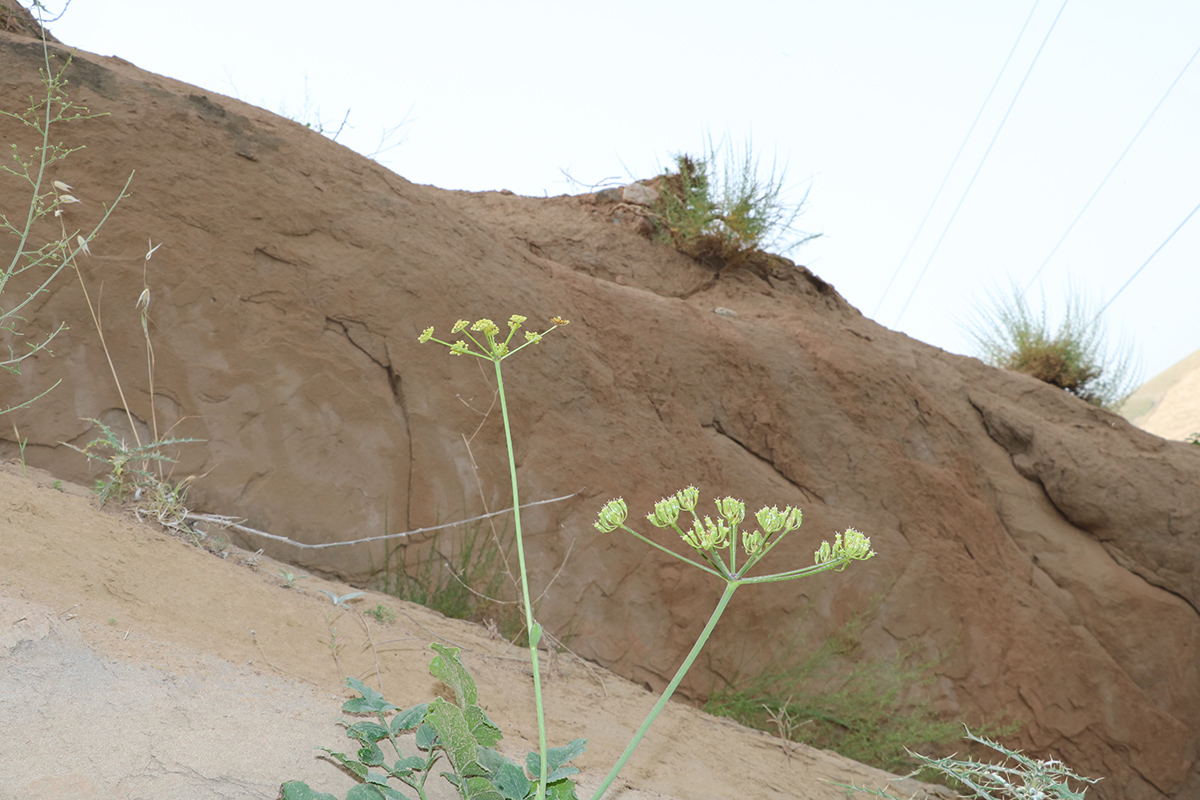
(278, 781), (338, 800)
(425, 697), (484, 775)
(358, 742), (385, 766)
(391, 703), (429, 732)
(465, 704), (502, 747)
(477, 747), (518, 773)
(415, 722), (437, 750)
(390, 755), (426, 774)
(526, 739), (586, 782)
(491, 760), (531, 800)
(429, 643), (478, 707)
(319, 748), (368, 779)
(345, 784), (388, 800)
(478, 748), (529, 799)
(461, 775), (504, 800)
(342, 677), (398, 714)
(543, 777), (581, 800)
(347, 721), (390, 744)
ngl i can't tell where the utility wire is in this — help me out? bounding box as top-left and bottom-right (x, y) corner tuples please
(1092, 199), (1200, 323)
(892, 0), (1071, 328)
(1023, 42), (1200, 295)
(873, 0), (1041, 320)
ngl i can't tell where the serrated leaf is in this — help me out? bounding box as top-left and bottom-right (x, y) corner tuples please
(425, 697), (483, 774)
(491, 760), (531, 800)
(391, 703), (429, 732)
(347, 721), (390, 744)
(319, 748), (369, 779)
(461, 775), (504, 800)
(345, 784), (388, 800)
(342, 677), (398, 715)
(543, 777), (581, 800)
(429, 643), (478, 707)
(477, 747), (517, 772)
(278, 781), (339, 800)
(544, 765), (580, 784)
(526, 739), (586, 781)
(358, 742), (385, 765)
(391, 755), (426, 774)
(416, 722), (437, 750)
(465, 704), (502, 747)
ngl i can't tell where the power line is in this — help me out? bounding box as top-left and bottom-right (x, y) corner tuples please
(873, 0), (1041, 320)
(1023, 42), (1200, 296)
(1092, 199), (1200, 323)
(892, 0), (1071, 328)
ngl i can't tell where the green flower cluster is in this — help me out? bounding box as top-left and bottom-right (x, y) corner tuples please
(595, 488), (873, 583)
(419, 315), (568, 361)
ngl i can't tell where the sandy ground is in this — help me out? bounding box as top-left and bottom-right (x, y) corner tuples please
(0, 463), (950, 800)
(1121, 346), (1200, 440)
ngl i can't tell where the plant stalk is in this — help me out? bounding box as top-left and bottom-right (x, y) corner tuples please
(493, 358), (549, 798)
(589, 580), (740, 800)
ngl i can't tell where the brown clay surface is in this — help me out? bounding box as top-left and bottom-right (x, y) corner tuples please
(1, 15), (1198, 800)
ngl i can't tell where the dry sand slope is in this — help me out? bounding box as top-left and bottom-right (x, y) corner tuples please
(1123, 346), (1200, 441)
(0, 463), (950, 800)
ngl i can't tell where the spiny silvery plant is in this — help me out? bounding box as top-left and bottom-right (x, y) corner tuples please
(841, 728), (1099, 800)
(1, 12), (132, 414)
(284, 314), (874, 800)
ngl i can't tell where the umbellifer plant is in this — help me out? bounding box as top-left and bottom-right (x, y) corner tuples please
(282, 314), (875, 800)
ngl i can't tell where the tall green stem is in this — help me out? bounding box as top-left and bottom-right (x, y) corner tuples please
(493, 359), (549, 798)
(589, 580), (740, 800)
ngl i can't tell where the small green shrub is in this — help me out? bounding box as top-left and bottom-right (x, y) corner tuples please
(64, 417), (201, 519)
(965, 282), (1139, 410)
(704, 613), (1009, 775)
(373, 519), (522, 636)
(365, 604), (396, 624)
(649, 137), (817, 270)
(279, 646), (587, 800)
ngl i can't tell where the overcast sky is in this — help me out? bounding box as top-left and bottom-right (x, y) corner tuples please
(38, 1), (1200, 383)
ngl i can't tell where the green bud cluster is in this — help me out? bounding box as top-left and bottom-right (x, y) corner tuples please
(814, 528), (875, 569)
(594, 498), (628, 533)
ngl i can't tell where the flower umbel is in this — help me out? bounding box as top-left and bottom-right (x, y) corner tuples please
(595, 498), (628, 533)
(647, 495), (681, 528)
(676, 485), (699, 511)
(716, 496), (745, 526)
(742, 529), (766, 558)
(418, 313), (568, 361)
(814, 528), (874, 570)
